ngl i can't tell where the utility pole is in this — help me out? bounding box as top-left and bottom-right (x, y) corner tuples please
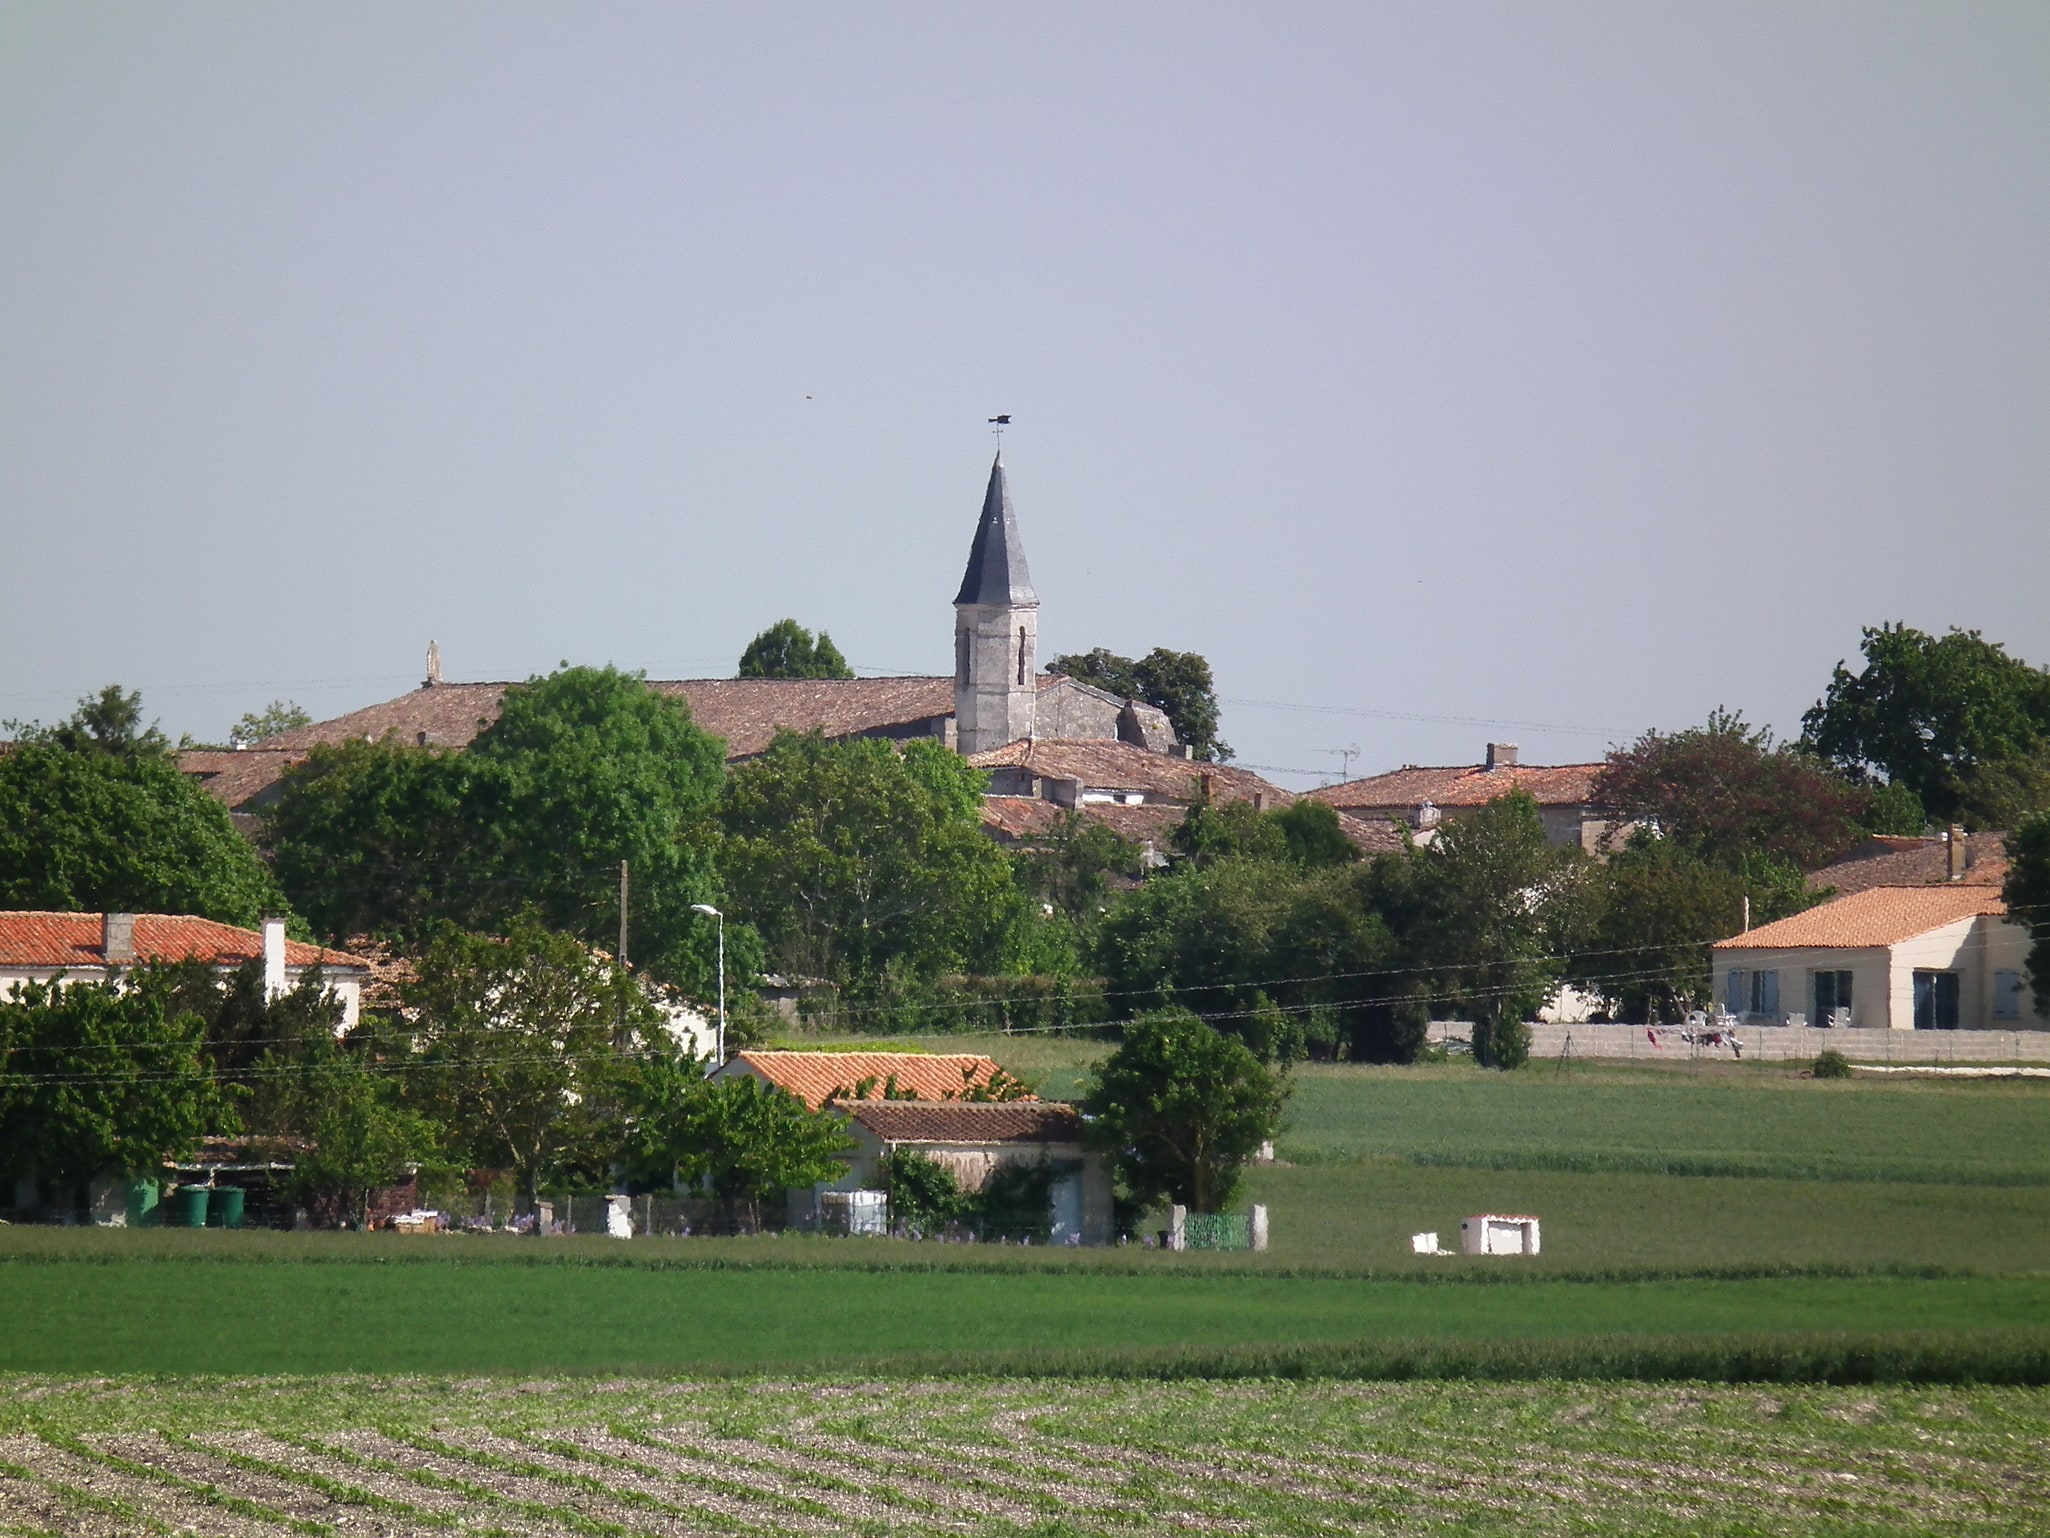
(618, 860), (630, 969)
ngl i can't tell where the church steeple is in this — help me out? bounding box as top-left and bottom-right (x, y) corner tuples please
(955, 456), (1035, 607)
(953, 455), (1039, 754)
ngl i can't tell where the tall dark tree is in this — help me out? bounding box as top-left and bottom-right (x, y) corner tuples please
(2002, 811), (2050, 1020)
(0, 699), (288, 926)
(719, 732), (1017, 996)
(266, 666), (737, 995)
(0, 976), (217, 1207)
(404, 918), (660, 1211)
(1047, 647), (1229, 761)
(737, 620), (855, 680)
(1562, 842), (1747, 1023)
(1802, 624), (2050, 826)
(1593, 709), (1870, 874)
(1370, 791), (1582, 1068)
(1083, 1008), (1286, 1214)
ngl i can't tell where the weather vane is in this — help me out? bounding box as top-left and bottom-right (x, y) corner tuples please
(988, 414), (1011, 449)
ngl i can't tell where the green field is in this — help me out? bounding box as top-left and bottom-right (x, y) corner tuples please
(3, 1233), (2048, 1375)
(2, 1374), (2046, 1535)
(6, 1053), (2049, 1533)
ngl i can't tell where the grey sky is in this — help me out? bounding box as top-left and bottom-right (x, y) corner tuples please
(3, 4), (2045, 785)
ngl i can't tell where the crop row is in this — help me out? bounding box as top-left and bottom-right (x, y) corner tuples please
(3, 1377), (2047, 1535)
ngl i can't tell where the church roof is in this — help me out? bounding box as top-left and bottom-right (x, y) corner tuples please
(954, 455), (1035, 607)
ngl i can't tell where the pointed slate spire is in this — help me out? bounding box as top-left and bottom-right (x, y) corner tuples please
(954, 455), (1035, 607)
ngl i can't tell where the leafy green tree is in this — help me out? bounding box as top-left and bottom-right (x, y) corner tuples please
(28, 685), (170, 758)
(266, 665), (740, 995)
(630, 1062), (853, 1231)
(1593, 709), (1870, 873)
(1170, 795), (1287, 869)
(879, 1148), (968, 1233)
(1371, 791), (1582, 1069)
(1094, 856), (1401, 1063)
(1272, 798), (1359, 868)
(264, 738), (476, 943)
(719, 732), (1018, 996)
(0, 977), (217, 1206)
(229, 700), (313, 749)
(737, 620), (855, 680)
(1083, 1007), (1286, 1214)
(253, 1032), (440, 1228)
(1011, 811), (1143, 934)
(152, 957), (348, 1089)
(1563, 841), (1747, 1023)
(1802, 624), (2050, 826)
(403, 919), (660, 1211)
(465, 665), (733, 992)
(2002, 812), (2050, 1020)
(0, 734), (289, 926)
(1048, 647), (1229, 761)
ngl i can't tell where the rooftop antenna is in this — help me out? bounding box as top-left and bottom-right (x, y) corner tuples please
(987, 413), (1011, 451)
(1316, 743), (1362, 783)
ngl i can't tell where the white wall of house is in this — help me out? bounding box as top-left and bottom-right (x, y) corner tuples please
(1711, 915), (2033, 1031)
(0, 967), (364, 1027)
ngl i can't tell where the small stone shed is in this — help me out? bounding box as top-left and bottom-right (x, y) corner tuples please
(804, 1100), (1115, 1246)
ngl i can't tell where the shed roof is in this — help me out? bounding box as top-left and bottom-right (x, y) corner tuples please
(846, 1100), (1081, 1145)
(1711, 885), (2009, 951)
(0, 912), (367, 972)
(722, 1050), (1031, 1111)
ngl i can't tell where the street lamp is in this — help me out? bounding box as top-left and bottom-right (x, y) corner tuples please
(690, 904), (726, 1069)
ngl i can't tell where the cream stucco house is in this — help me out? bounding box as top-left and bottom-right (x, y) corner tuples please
(1710, 885), (2035, 1032)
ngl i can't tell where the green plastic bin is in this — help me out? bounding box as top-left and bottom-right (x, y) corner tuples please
(207, 1187), (246, 1229)
(174, 1185), (211, 1228)
(124, 1180), (161, 1228)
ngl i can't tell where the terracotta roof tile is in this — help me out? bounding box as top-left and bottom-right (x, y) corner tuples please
(847, 1100), (1082, 1145)
(722, 1050), (1031, 1111)
(1711, 886), (2009, 951)
(176, 749), (309, 811)
(967, 739), (1290, 807)
(0, 912), (368, 971)
(1805, 833), (2008, 896)
(1309, 761), (1601, 812)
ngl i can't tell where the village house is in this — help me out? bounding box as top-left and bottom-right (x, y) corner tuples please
(1709, 885), (2034, 1032)
(180, 455), (1188, 818)
(710, 1049), (1111, 1243)
(1806, 826), (2008, 897)
(0, 911), (370, 1026)
(1308, 742), (1612, 852)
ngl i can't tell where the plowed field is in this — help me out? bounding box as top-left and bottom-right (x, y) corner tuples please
(3, 1375), (2045, 1535)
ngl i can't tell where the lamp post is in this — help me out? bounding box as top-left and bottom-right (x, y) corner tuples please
(690, 904), (725, 1068)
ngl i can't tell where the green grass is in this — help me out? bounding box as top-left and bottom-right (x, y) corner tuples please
(1, 1233), (2046, 1376)
(1274, 1061), (2050, 1183)
(1244, 1159), (2050, 1272)
(1, 1375), (2045, 1534)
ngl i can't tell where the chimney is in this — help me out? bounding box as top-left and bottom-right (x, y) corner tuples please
(262, 916), (288, 999)
(102, 913), (136, 966)
(1252, 791), (1267, 812)
(1485, 742), (1519, 770)
(1947, 825), (1967, 881)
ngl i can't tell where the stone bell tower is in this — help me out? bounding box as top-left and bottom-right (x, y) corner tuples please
(953, 454), (1039, 754)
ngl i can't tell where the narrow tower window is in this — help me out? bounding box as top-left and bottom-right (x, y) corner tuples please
(956, 629), (969, 687)
(1017, 628), (1028, 686)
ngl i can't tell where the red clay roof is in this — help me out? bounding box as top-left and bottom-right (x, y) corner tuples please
(846, 1100), (1082, 1145)
(722, 1050), (1032, 1112)
(0, 912), (368, 971)
(1806, 833), (2008, 897)
(1711, 886), (2009, 951)
(254, 678), (958, 762)
(979, 794), (1403, 855)
(1309, 761), (1601, 812)
(968, 739), (1290, 807)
